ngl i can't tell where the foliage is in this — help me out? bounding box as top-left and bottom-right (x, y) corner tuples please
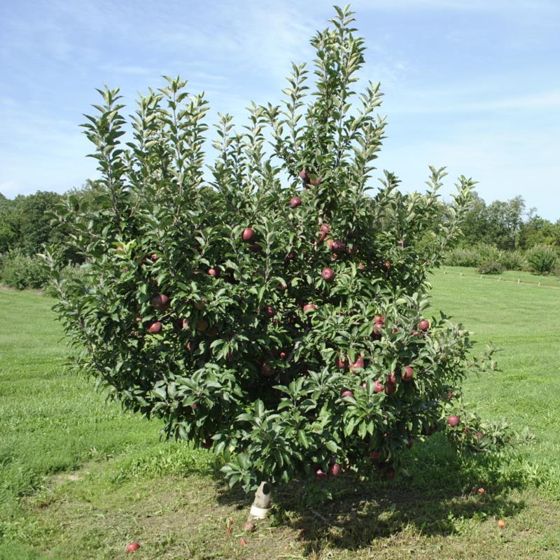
(526, 244), (558, 275)
(498, 249), (527, 271)
(519, 215), (560, 249)
(446, 244), (527, 272)
(46, 7), (485, 492)
(461, 192), (525, 250)
(0, 251), (49, 290)
(0, 191), (65, 256)
(477, 260), (504, 275)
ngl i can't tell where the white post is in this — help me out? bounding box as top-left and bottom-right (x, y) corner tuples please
(248, 481), (272, 521)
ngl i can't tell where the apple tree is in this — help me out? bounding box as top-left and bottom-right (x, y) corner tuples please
(47, 6), (497, 495)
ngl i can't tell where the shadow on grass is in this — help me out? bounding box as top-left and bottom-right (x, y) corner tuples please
(215, 435), (529, 555)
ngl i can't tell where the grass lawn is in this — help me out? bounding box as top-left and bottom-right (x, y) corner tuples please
(1, 267), (559, 559)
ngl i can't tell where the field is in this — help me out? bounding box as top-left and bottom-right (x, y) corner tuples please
(1, 266), (559, 559)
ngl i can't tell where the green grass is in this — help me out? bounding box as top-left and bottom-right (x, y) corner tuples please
(1, 269), (560, 559)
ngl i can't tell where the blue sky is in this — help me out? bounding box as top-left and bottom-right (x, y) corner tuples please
(1, 0), (559, 218)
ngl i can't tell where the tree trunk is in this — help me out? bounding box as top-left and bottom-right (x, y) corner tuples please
(248, 481), (272, 520)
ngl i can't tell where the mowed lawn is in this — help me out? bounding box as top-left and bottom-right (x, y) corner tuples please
(1, 266), (559, 560)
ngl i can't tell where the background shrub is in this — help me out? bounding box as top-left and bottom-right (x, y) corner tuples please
(444, 246), (481, 267)
(0, 251), (49, 289)
(477, 260), (504, 275)
(498, 250), (527, 271)
(526, 245), (557, 275)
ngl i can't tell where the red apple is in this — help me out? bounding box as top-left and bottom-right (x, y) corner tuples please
(330, 240), (346, 254)
(402, 366), (414, 381)
(303, 303), (318, 313)
(373, 315), (385, 325)
(207, 267), (220, 277)
(264, 305), (276, 318)
(374, 380), (385, 393)
(387, 371), (397, 384)
(320, 223), (331, 235)
(321, 267), (336, 282)
(336, 357), (347, 370)
(299, 169), (310, 184)
(372, 322), (383, 336)
(315, 468), (327, 480)
(242, 227), (255, 242)
(289, 196), (302, 208)
(126, 542), (140, 553)
(383, 259), (392, 271)
(149, 252), (159, 262)
(151, 294), (170, 310)
(147, 321), (162, 334)
(260, 362), (274, 377)
(350, 355), (364, 371)
(279, 351), (287, 360)
(383, 466), (396, 480)
(447, 415), (461, 427)
(418, 319), (430, 332)
(385, 380), (397, 395)
(370, 450), (382, 461)
(341, 389), (354, 399)
(329, 463), (342, 476)
(174, 318), (189, 331)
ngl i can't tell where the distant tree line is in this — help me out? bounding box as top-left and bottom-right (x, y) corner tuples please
(460, 193), (560, 251)
(0, 184), (558, 288)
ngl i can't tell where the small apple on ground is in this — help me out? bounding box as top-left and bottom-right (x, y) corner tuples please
(126, 542), (140, 553)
